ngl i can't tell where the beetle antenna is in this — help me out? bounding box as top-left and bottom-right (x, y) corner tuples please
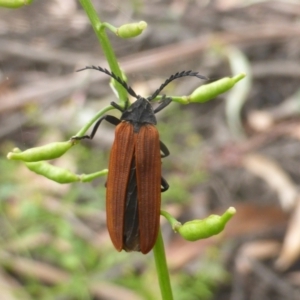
(77, 66), (138, 98)
(148, 70), (208, 101)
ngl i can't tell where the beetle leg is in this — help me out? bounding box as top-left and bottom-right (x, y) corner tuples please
(161, 177), (169, 192)
(153, 95), (172, 114)
(110, 101), (125, 112)
(89, 115), (121, 139)
(72, 115), (121, 141)
(160, 140), (170, 158)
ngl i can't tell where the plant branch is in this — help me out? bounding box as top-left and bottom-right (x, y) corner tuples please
(153, 229), (173, 300)
(78, 0), (127, 105)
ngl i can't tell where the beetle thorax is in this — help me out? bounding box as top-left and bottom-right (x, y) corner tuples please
(121, 97), (157, 132)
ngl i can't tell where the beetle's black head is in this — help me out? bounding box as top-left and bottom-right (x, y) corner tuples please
(121, 96), (156, 132)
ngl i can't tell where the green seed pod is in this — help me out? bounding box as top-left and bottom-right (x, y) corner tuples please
(177, 207), (236, 241)
(116, 21), (147, 38)
(189, 73), (245, 103)
(7, 141), (73, 162)
(25, 161), (80, 184)
(0, 0), (32, 8)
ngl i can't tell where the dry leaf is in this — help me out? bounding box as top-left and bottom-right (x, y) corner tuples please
(276, 196), (300, 270)
(243, 153), (298, 210)
(236, 240), (281, 274)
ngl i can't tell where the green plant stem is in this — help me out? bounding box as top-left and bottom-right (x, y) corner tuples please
(78, 0), (127, 104)
(154, 95), (187, 104)
(75, 105), (114, 137)
(81, 169), (108, 182)
(76, 3), (174, 299)
(160, 210), (181, 229)
(153, 228), (173, 300)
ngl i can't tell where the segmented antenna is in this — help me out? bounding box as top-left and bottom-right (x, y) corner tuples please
(76, 66), (138, 99)
(148, 70), (208, 101)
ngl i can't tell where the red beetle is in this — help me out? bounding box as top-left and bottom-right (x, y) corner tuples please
(73, 66), (206, 253)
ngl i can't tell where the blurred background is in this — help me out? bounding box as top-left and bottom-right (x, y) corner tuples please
(1, 0), (300, 299)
